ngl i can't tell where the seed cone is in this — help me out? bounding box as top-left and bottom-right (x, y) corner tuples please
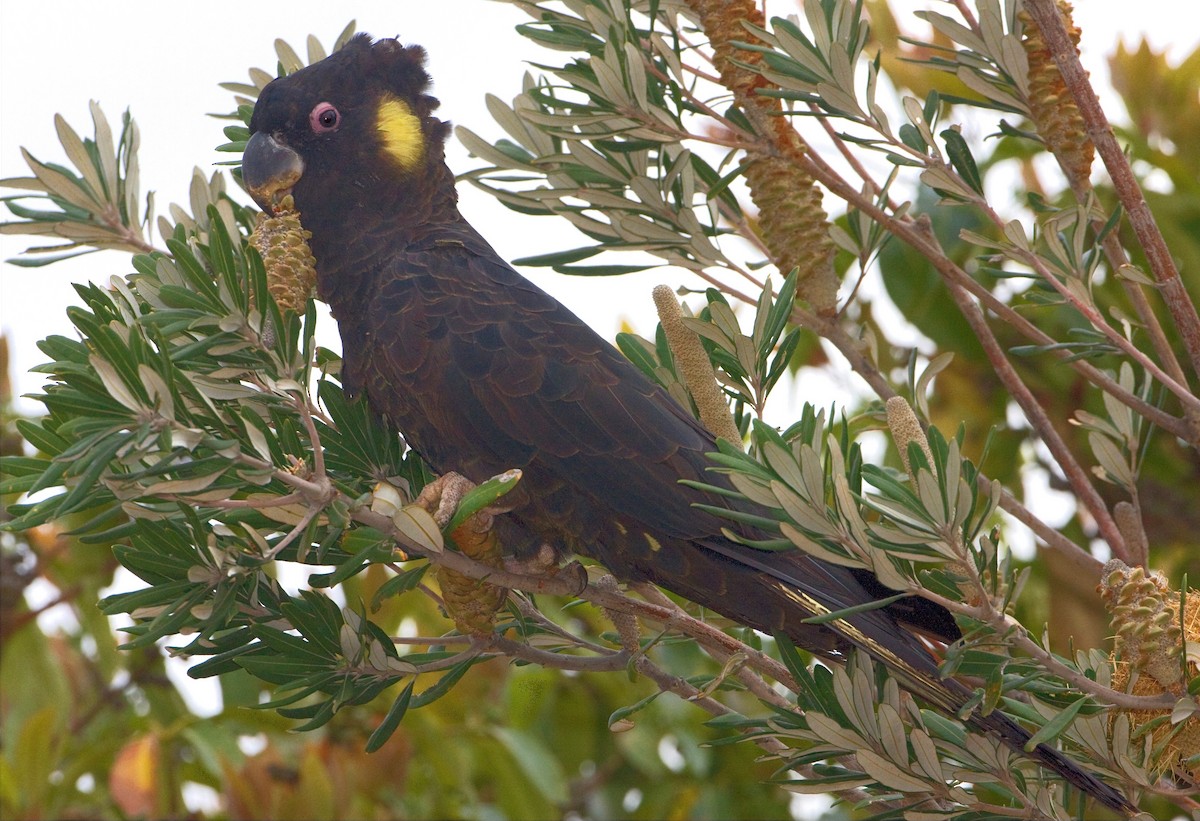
(438, 513), (508, 635)
(1099, 559), (1199, 783)
(249, 195), (317, 314)
(1019, 0), (1094, 182)
(684, 0), (838, 312)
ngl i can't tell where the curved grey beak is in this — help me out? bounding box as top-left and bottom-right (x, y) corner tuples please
(242, 132), (304, 213)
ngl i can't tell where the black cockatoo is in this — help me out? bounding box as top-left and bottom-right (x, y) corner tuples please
(240, 34), (1132, 814)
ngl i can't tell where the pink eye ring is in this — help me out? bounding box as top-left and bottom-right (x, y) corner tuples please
(309, 102), (340, 133)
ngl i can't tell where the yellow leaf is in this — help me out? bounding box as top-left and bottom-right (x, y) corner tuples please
(109, 733), (160, 818)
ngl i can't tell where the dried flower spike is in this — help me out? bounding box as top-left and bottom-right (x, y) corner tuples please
(249, 194), (317, 314)
(1019, 0), (1095, 182)
(684, 0), (839, 312)
(1100, 559), (1199, 783)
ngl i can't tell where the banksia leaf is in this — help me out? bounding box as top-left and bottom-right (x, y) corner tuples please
(684, 0), (838, 312)
(1019, 0), (1094, 182)
(249, 194), (317, 314)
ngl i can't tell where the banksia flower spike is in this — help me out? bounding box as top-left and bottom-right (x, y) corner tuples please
(1099, 559), (1199, 783)
(249, 194), (318, 314)
(684, 0), (839, 313)
(652, 285), (742, 443)
(416, 474), (509, 636)
(1019, 0), (1094, 183)
(438, 514), (508, 635)
(885, 396), (934, 477)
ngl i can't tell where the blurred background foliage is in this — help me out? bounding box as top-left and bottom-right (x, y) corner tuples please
(2, 1), (1198, 819)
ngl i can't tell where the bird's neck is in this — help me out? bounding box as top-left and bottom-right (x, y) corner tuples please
(307, 158), (465, 306)
(391, 158), (464, 230)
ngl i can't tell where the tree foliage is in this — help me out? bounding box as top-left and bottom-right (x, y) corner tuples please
(2, 2), (1198, 819)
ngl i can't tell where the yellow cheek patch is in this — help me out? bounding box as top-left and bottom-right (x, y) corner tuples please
(376, 95), (424, 170)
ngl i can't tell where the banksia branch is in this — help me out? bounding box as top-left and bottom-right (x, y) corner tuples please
(1019, 0), (1094, 183)
(249, 194), (317, 314)
(684, 0), (839, 312)
(652, 285), (742, 443)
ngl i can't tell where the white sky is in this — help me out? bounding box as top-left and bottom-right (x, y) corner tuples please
(1, 2), (1196, 413)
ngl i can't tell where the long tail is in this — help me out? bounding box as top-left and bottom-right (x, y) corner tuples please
(967, 706), (1136, 815)
(636, 537), (1137, 815)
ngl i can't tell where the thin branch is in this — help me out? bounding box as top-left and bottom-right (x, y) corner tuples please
(3, 582), (83, 637)
(629, 650), (895, 810)
(1001, 616), (1182, 712)
(987, 481), (1101, 575)
(510, 593), (613, 654)
(630, 581), (799, 692)
(717, 646), (795, 711)
(262, 504), (322, 560)
(641, 56), (747, 140)
(771, 98), (1194, 444)
(1055, 165), (1197, 437)
(684, 260), (760, 305)
(390, 634), (474, 646)
(401, 644), (488, 674)
(1000, 236), (1200, 415)
(795, 303), (899, 400)
(169, 491), (307, 510)
(949, 0), (979, 30)
(917, 587), (1181, 712)
(939, 273), (1130, 561)
(715, 199), (772, 260)
(1022, 0), (1200, 380)
(809, 104), (895, 209)
(293, 388), (326, 479)
(489, 635), (631, 672)
(97, 204), (160, 255)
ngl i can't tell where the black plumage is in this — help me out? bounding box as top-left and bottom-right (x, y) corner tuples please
(241, 34), (1133, 814)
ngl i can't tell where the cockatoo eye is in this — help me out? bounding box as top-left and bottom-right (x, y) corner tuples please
(309, 102), (340, 133)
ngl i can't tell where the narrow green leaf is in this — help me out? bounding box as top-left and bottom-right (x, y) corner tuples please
(608, 690), (662, 728)
(511, 247), (601, 267)
(365, 681), (414, 753)
(370, 564), (429, 611)
(445, 469), (523, 534)
(940, 128), (983, 195)
(1024, 696), (1090, 751)
(410, 658), (478, 708)
(554, 263), (653, 276)
(801, 592), (909, 625)
(290, 699), (337, 732)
